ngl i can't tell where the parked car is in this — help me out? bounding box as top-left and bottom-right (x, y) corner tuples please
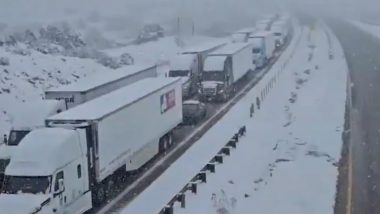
(183, 100), (207, 125)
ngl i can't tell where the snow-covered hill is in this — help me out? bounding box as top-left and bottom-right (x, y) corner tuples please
(0, 45), (109, 136)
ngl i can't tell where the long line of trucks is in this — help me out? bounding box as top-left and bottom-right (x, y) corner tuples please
(0, 64), (157, 191)
(0, 14), (292, 213)
(0, 78), (182, 214)
(249, 31), (276, 68)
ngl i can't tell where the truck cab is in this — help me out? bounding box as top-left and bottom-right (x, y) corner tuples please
(251, 38), (266, 68)
(0, 128), (92, 214)
(0, 100), (65, 190)
(200, 56), (233, 102)
(271, 22), (286, 49)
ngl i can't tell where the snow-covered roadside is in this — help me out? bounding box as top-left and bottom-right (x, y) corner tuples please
(0, 48), (108, 137)
(104, 35), (225, 76)
(350, 20), (380, 40)
(120, 21), (347, 214)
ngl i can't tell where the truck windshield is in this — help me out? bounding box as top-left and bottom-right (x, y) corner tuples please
(202, 71), (225, 82)
(2, 176), (51, 194)
(169, 70), (190, 77)
(7, 130), (30, 146)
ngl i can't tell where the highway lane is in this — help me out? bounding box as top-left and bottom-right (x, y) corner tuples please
(328, 19), (380, 214)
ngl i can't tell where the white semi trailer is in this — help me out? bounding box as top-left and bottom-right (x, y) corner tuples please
(231, 27), (257, 43)
(0, 65), (157, 190)
(45, 64), (157, 109)
(249, 31), (276, 68)
(200, 43), (255, 102)
(271, 21), (288, 48)
(0, 78), (182, 214)
(181, 40), (226, 76)
(255, 19), (272, 31)
(168, 54), (199, 99)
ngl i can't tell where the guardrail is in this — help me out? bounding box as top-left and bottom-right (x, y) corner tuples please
(159, 126), (246, 214)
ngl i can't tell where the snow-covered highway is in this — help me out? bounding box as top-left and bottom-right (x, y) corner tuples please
(117, 22), (348, 214)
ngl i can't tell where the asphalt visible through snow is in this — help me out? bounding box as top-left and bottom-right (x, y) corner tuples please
(328, 19), (380, 214)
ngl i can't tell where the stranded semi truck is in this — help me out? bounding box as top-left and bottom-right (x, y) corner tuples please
(45, 64), (157, 109)
(0, 78), (182, 214)
(200, 43), (255, 102)
(249, 31), (276, 68)
(0, 64), (157, 191)
(169, 40), (226, 99)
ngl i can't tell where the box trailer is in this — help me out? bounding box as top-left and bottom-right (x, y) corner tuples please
(168, 54), (199, 99)
(0, 78), (182, 214)
(249, 31), (276, 68)
(181, 39), (226, 77)
(255, 19), (272, 31)
(231, 27), (257, 43)
(271, 21), (288, 48)
(200, 43), (255, 102)
(45, 64), (157, 109)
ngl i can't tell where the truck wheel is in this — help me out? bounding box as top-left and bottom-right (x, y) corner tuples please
(105, 180), (115, 198)
(159, 136), (168, 153)
(221, 93), (227, 102)
(167, 133), (174, 147)
(93, 185), (106, 206)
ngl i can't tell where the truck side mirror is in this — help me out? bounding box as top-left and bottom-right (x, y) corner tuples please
(54, 179), (65, 197)
(58, 179), (65, 193)
(3, 134), (7, 145)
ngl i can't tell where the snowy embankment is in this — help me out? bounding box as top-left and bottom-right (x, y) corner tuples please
(350, 20), (380, 40)
(103, 35), (223, 76)
(0, 35), (216, 138)
(120, 22), (347, 214)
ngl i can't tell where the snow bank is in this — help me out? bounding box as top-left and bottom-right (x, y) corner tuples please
(0, 46), (108, 136)
(104, 36), (220, 67)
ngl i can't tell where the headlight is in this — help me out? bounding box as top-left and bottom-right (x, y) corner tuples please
(218, 89), (224, 94)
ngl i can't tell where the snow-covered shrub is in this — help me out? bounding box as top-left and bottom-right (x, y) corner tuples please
(12, 47), (31, 56)
(119, 53), (134, 65)
(0, 57), (10, 66)
(97, 55), (121, 69)
(4, 36), (17, 46)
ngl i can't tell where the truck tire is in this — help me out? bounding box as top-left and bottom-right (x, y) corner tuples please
(93, 184), (106, 206)
(159, 135), (169, 153)
(105, 179), (115, 199)
(221, 93), (227, 103)
(167, 133), (174, 147)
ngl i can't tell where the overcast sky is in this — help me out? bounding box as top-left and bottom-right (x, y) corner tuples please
(0, 0), (377, 37)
